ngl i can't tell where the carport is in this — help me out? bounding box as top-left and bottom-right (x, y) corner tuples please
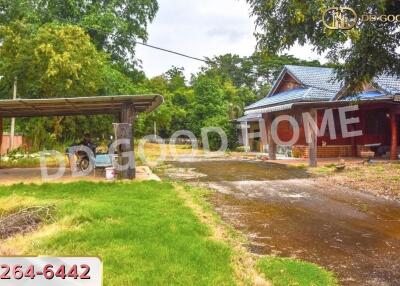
(0, 95), (163, 179)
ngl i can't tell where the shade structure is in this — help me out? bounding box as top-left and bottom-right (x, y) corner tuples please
(0, 94), (164, 180)
(0, 95), (163, 118)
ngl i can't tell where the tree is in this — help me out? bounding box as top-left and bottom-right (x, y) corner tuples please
(188, 76), (236, 150)
(0, 22), (107, 98)
(164, 66), (186, 92)
(0, 0), (159, 67)
(135, 68), (191, 139)
(0, 22), (144, 149)
(202, 52), (324, 96)
(246, 0), (400, 90)
(202, 54), (256, 89)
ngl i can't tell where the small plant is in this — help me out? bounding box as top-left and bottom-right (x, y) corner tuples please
(236, 146), (246, 152)
(7, 147), (27, 161)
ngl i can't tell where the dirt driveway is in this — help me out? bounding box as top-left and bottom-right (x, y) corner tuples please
(158, 159), (400, 286)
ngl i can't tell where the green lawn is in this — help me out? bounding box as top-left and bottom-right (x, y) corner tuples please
(0, 181), (235, 286)
(0, 181), (339, 286)
(257, 257), (338, 286)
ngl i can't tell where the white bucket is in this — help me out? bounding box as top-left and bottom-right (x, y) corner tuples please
(105, 167), (116, 180)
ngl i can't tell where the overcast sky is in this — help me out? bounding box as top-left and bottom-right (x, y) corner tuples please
(135, 0), (326, 78)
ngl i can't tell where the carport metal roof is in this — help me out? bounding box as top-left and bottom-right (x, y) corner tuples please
(0, 95), (163, 118)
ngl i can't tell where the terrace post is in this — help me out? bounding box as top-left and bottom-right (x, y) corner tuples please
(118, 103), (136, 179)
(308, 109), (318, 167)
(390, 110), (398, 161)
(265, 113), (277, 160)
(242, 121), (250, 152)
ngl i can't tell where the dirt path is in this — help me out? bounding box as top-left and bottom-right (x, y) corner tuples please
(158, 159), (400, 286)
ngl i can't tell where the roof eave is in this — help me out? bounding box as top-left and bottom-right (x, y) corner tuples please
(244, 97), (328, 115)
(0, 95), (164, 118)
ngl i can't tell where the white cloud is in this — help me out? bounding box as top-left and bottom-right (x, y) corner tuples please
(135, 0), (327, 78)
(135, 0), (256, 78)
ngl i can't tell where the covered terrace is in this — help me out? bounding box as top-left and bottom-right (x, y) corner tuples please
(243, 98), (400, 167)
(0, 95), (163, 179)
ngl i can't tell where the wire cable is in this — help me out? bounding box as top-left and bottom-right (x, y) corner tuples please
(54, 16), (210, 63)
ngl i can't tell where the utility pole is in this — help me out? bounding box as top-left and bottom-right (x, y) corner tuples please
(9, 77), (17, 151)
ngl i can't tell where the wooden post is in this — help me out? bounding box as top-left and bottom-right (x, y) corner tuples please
(390, 111), (398, 161)
(117, 103), (136, 179)
(308, 109), (318, 167)
(242, 121), (250, 152)
(265, 113), (277, 160)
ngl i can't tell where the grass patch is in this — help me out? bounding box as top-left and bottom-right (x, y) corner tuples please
(0, 181), (235, 286)
(257, 257), (338, 286)
(172, 183), (267, 285)
(0, 156), (66, 169)
(311, 162), (400, 197)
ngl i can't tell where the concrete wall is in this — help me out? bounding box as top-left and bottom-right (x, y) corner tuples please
(1, 135), (27, 154)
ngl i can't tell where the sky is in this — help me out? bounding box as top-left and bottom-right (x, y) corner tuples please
(135, 0), (327, 78)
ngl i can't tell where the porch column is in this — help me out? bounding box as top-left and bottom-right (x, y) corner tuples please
(390, 110), (398, 161)
(241, 121), (250, 152)
(117, 103), (136, 179)
(265, 113), (277, 160)
(308, 109), (318, 167)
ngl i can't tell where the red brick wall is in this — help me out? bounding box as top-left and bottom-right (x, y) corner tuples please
(292, 145), (356, 158)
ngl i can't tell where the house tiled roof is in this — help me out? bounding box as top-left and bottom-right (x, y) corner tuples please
(244, 65), (399, 115)
(374, 74), (400, 95)
(246, 87), (335, 111)
(246, 88), (308, 110)
(284, 65), (343, 92)
(342, 90), (395, 102)
(245, 65), (342, 112)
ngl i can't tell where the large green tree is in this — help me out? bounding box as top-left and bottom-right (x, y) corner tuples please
(203, 52), (324, 95)
(136, 67), (191, 139)
(246, 0), (400, 90)
(188, 76), (238, 150)
(0, 22), (143, 149)
(0, 0), (159, 67)
(0, 22), (107, 98)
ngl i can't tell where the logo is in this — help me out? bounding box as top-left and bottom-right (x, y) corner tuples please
(323, 7), (400, 30)
(323, 7), (358, 30)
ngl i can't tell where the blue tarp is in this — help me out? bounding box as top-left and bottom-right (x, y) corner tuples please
(95, 154), (114, 168)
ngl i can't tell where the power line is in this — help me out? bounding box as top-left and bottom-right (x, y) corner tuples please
(54, 16), (210, 63)
(135, 42), (208, 63)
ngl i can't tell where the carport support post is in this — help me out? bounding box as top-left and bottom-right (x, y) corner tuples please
(308, 109), (318, 167)
(265, 113), (277, 160)
(118, 103), (136, 179)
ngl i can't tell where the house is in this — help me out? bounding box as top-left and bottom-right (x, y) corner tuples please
(237, 65), (400, 166)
